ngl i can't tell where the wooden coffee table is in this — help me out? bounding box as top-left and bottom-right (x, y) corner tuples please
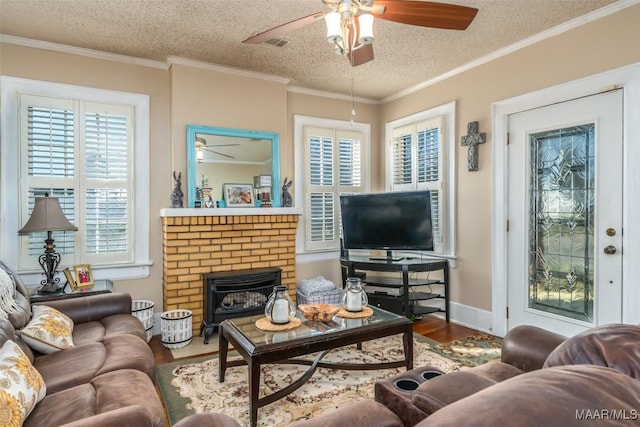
(218, 306), (413, 427)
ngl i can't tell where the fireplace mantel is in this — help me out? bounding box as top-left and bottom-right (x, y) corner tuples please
(160, 207), (302, 217)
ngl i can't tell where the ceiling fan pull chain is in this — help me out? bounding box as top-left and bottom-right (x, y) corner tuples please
(350, 71), (356, 126)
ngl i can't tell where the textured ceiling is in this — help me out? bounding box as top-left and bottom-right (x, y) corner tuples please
(0, 0), (621, 100)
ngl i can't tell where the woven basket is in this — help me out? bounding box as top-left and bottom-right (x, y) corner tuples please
(131, 300), (154, 342)
(160, 309), (193, 349)
(297, 288), (343, 305)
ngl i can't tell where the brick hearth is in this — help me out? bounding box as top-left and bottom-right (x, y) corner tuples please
(161, 211), (300, 333)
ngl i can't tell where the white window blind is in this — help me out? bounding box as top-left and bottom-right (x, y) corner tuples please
(389, 117), (444, 253)
(19, 94), (134, 269)
(304, 126), (364, 251)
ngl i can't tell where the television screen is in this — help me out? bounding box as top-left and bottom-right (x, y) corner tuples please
(340, 191), (434, 252)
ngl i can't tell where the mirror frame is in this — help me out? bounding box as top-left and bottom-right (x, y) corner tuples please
(186, 125), (281, 208)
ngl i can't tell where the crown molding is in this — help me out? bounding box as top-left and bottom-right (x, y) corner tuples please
(166, 56), (291, 85)
(0, 34), (168, 69)
(382, 0), (639, 103)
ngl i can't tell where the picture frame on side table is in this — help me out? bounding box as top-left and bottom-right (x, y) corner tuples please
(73, 264), (95, 287)
(223, 183), (254, 207)
(63, 267), (77, 291)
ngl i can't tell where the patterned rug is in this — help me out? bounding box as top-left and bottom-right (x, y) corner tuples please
(156, 333), (501, 426)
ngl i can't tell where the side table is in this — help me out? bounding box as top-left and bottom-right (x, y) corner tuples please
(29, 279), (114, 303)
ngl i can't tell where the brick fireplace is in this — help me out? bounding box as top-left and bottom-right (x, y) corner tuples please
(160, 208), (300, 334)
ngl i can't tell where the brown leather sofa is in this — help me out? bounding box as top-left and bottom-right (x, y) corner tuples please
(169, 323), (640, 427)
(291, 323), (640, 427)
(0, 261), (163, 427)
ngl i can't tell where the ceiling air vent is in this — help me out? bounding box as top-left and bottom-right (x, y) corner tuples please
(264, 38), (290, 48)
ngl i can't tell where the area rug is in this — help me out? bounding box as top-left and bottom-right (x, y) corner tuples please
(156, 333), (501, 426)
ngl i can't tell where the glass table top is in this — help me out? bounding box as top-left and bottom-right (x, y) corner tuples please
(225, 305), (405, 347)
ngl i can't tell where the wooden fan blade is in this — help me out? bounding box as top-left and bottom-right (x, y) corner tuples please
(243, 12), (325, 44)
(372, 0), (478, 30)
(202, 148), (235, 159)
(349, 43), (374, 66)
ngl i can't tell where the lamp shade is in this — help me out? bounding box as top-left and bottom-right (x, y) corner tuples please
(358, 13), (374, 44)
(325, 11), (342, 43)
(18, 196), (78, 234)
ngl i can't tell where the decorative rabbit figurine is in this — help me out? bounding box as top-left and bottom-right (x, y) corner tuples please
(170, 171), (184, 208)
(281, 177), (293, 207)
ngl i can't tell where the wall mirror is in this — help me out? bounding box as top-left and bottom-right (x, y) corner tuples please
(186, 125), (281, 208)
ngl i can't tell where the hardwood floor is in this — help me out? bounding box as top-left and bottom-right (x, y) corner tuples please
(150, 315), (478, 364)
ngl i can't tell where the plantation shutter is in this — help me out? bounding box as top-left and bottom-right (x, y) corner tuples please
(304, 126), (364, 251)
(83, 104), (131, 256)
(21, 97), (77, 267)
(416, 120), (441, 248)
(19, 95), (134, 269)
(389, 117), (443, 252)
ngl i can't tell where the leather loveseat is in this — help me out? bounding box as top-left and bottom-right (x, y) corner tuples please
(0, 261), (163, 427)
(290, 323), (640, 427)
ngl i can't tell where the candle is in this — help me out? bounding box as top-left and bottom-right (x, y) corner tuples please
(272, 299), (290, 323)
(346, 291), (362, 312)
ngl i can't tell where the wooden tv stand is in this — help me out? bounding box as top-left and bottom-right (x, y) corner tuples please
(340, 256), (449, 322)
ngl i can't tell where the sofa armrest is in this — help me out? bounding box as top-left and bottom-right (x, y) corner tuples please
(56, 405), (161, 427)
(33, 293), (132, 324)
(501, 325), (566, 372)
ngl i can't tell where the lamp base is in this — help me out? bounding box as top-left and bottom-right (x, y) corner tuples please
(38, 282), (65, 294)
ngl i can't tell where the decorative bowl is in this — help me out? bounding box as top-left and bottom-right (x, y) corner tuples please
(298, 304), (340, 322)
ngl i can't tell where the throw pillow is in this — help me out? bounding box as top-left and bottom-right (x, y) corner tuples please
(0, 340), (46, 425)
(0, 265), (19, 322)
(20, 305), (74, 354)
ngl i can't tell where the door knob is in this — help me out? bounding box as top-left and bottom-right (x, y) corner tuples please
(603, 245), (617, 255)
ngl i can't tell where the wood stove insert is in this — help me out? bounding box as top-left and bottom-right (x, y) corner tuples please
(200, 267), (282, 344)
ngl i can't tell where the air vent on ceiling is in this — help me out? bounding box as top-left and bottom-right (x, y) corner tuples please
(264, 38), (290, 48)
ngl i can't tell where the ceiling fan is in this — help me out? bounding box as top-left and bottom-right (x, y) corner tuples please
(243, 0), (478, 67)
(195, 136), (239, 160)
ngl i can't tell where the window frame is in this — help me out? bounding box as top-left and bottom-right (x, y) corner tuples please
(385, 101), (457, 259)
(294, 115), (370, 261)
(1, 76), (151, 282)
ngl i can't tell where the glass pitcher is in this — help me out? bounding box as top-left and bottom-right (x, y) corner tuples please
(265, 285), (295, 324)
(342, 277), (368, 312)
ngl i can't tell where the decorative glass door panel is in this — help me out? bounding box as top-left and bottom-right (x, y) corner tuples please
(508, 89), (622, 336)
(528, 124), (594, 323)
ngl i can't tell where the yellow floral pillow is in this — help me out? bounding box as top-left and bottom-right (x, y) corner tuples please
(0, 340), (46, 425)
(20, 305), (74, 354)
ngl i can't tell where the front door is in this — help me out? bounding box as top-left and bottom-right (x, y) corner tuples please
(507, 89), (623, 336)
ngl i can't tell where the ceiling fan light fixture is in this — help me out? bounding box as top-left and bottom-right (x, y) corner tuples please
(357, 13), (374, 45)
(325, 11), (342, 43)
(196, 149), (204, 163)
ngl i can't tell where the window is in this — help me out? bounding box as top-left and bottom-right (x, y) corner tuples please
(1, 77), (150, 281)
(294, 116), (370, 256)
(385, 101), (456, 256)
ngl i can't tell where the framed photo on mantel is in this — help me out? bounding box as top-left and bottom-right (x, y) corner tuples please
(223, 183), (254, 207)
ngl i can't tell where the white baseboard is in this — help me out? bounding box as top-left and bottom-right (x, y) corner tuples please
(444, 301), (496, 337)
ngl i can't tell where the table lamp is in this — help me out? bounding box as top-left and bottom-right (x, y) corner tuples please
(18, 194), (78, 293)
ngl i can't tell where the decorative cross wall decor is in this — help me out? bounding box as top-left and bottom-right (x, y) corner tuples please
(460, 121), (486, 172)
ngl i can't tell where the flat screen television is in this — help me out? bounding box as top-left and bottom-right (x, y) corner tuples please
(340, 191), (434, 255)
